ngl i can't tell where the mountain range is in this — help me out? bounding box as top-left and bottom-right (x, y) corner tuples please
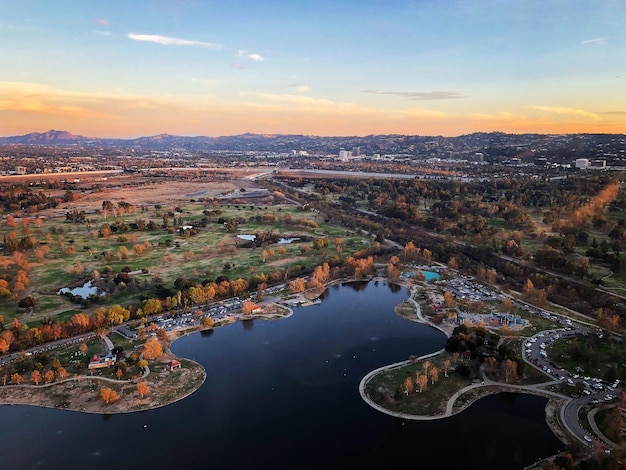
(0, 130), (623, 159)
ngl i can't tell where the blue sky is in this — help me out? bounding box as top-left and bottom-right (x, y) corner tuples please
(1, 0), (624, 137)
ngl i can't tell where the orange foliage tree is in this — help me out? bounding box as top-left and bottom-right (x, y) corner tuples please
(137, 382), (149, 398)
(142, 337), (163, 361)
(100, 387), (120, 405)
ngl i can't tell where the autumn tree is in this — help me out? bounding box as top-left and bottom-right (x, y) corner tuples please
(56, 368), (68, 380)
(142, 337), (163, 360)
(288, 278), (306, 294)
(499, 297), (513, 312)
(403, 376), (414, 395)
(31, 370), (42, 385)
(501, 359), (517, 383)
(100, 387), (120, 405)
(442, 359), (451, 377)
(447, 257), (459, 270)
(422, 360), (432, 378)
(11, 373), (23, 385)
(44, 370), (55, 384)
(443, 291), (456, 309)
(485, 356), (497, 375)
(417, 374), (428, 392)
(242, 300), (256, 315)
(200, 316), (214, 328)
(429, 366), (439, 385)
(115, 368), (124, 380)
(137, 381), (149, 398)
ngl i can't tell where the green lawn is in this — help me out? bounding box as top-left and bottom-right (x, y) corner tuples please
(547, 334), (626, 382)
(365, 354), (473, 416)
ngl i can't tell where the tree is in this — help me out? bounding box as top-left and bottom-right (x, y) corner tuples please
(18, 295), (36, 309)
(137, 381), (149, 398)
(422, 360), (432, 378)
(56, 367), (68, 380)
(447, 257), (459, 270)
(115, 368), (124, 380)
(200, 316), (214, 328)
(501, 359), (517, 383)
(485, 356), (497, 375)
(443, 291), (456, 308)
(11, 373), (23, 385)
(44, 370), (55, 384)
(403, 376), (414, 395)
(442, 359), (451, 377)
(142, 337), (163, 360)
(100, 387), (120, 405)
(417, 374), (428, 392)
(31, 370), (42, 385)
(242, 300), (256, 315)
(429, 366), (439, 385)
(499, 297), (513, 312)
(288, 278), (306, 294)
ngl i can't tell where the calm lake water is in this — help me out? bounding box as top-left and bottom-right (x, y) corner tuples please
(0, 282), (562, 469)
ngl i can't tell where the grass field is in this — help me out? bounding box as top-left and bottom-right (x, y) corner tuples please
(546, 334), (626, 382)
(0, 196), (374, 326)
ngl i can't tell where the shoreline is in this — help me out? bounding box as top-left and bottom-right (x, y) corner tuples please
(0, 303), (293, 415)
(358, 282), (580, 456)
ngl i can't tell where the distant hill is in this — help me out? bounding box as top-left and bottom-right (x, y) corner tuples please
(1, 130), (624, 160)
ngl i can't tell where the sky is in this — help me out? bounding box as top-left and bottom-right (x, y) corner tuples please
(1, 0), (625, 138)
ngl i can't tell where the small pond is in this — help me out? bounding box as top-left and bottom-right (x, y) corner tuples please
(57, 280), (104, 299)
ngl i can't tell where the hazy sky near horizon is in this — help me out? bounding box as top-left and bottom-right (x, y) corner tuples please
(1, 0), (625, 137)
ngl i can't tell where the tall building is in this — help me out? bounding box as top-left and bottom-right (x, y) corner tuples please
(339, 149), (352, 161)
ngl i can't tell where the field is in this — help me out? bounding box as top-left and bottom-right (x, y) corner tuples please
(0, 176), (373, 325)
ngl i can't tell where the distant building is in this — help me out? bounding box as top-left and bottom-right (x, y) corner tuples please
(15, 166), (26, 175)
(88, 352), (117, 370)
(575, 158), (589, 169)
(338, 149), (352, 161)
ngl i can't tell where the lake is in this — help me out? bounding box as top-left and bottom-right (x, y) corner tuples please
(0, 281), (562, 469)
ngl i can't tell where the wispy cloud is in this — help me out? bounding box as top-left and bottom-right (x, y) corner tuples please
(599, 111), (626, 115)
(236, 50), (264, 61)
(95, 19), (109, 27)
(362, 89), (466, 100)
(288, 83), (310, 93)
(128, 33), (223, 49)
(529, 105), (600, 121)
(581, 37), (607, 45)
(191, 77), (219, 87)
(240, 92), (333, 106)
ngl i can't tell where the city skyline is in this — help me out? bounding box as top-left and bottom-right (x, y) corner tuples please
(1, 0), (625, 138)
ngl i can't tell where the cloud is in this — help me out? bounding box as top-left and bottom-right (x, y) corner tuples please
(362, 89), (466, 100)
(191, 77), (219, 87)
(128, 33), (223, 49)
(581, 37), (607, 45)
(528, 105), (600, 121)
(236, 50), (264, 61)
(240, 92), (333, 107)
(599, 111), (626, 115)
(95, 19), (109, 27)
(288, 83), (310, 93)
